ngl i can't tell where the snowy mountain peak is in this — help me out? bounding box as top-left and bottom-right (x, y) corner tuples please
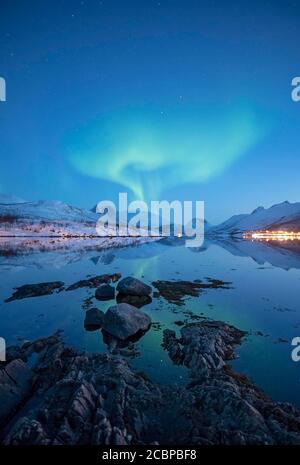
(270, 200), (290, 209)
(251, 206), (264, 215)
(212, 201), (300, 235)
(0, 199), (99, 223)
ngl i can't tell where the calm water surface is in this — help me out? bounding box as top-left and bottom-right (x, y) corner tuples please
(0, 237), (300, 407)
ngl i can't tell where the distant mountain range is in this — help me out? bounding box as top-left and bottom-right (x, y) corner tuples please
(92, 204), (211, 234)
(0, 199), (98, 223)
(210, 201), (300, 235)
(1, 195), (300, 238)
(0, 198), (158, 247)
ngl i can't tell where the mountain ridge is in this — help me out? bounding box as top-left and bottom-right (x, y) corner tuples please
(211, 201), (300, 235)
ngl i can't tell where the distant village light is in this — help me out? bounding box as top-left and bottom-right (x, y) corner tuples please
(244, 230), (300, 241)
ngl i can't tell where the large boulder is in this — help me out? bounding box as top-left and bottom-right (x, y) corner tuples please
(102, 303), (151, 340)
(116, 277), (152, 297)
(95, 284), (115, 301)
(84, 308), (105, 331)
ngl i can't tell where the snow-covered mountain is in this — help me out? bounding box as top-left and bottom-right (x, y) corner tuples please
(211, 201), (300, 235)
(0, 200), (99, 237)
(0, 199), (160, 243)
(0, 200), (98, 223)
(92, 206), (212, 234)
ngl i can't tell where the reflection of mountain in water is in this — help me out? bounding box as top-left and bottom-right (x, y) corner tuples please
(211, 237), (300, 271)
(0, 237), (162, 270)
(1, 235), (300, 271)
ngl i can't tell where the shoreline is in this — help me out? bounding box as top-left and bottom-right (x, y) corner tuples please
(1, 318), (300, 445)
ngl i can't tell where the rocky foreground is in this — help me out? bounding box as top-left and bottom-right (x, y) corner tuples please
(1, 319), (300, 445)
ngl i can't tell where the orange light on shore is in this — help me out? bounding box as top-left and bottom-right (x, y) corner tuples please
(243, 230), (300, 241)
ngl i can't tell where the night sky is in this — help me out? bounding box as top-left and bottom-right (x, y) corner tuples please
(1, 0), (300, 223)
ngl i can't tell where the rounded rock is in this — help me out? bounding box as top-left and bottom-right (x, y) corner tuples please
(116, 277), (152, 297)
(102, 303), (151, 340)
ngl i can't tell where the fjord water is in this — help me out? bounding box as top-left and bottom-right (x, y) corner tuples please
(0, 237), (300, 408)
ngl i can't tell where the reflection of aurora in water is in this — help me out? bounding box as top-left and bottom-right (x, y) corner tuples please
(65, 104), (269, 200)
(1, 237), (300, 406)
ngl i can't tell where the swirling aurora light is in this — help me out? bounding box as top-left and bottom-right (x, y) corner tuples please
(65, 104), (269, 200)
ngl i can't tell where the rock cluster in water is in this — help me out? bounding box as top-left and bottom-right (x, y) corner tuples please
(1, 319), (300, 445)
(152, 278), (231, 305)
(90, 277), (153, 341)
(66, 273), (121, 291)
(5, 281), (64, 302)
(4, 274), (122, 302)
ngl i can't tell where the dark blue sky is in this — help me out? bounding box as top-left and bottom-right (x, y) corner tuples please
(0, 0), (300, 223)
